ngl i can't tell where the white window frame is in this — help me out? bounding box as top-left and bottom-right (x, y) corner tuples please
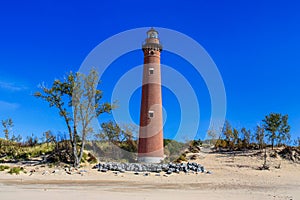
(148, 110), (154, 118)
(149, 67), (154, 75)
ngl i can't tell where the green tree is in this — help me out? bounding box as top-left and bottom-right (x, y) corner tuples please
(96, 121), (137, 161)
(232, 128), (239, 148)
(25, 133), (39, 147)
(222, 120), (234, 149)
(10, 134), (17, 142)
(255, 125), (265, 149)
(42, 130), (56, 146)
(10, 134), (22, 143)
(15, 134), (23, 143)
(277, 115), (291, 145)
(241, 127), (251, 148)
(262, 113), (290, 149)
(99, 121), (122, 143)
(99, 121), (136, 145)
(35, 70), (112, 167)
(1, 118), (13, 140)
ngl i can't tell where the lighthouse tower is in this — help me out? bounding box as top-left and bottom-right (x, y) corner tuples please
(138, 28), (164, 163)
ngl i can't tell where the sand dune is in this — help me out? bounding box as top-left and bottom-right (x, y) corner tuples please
(0, 150), (299, 200)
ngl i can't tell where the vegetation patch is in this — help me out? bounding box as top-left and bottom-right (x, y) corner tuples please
(0, 165), (10, 171)
(175, 154), (188, 163)
(278, 147), (300, 163)
(8, 167), (25, 175)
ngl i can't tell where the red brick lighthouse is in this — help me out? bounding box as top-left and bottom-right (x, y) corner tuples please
(138, 28), (164, 163)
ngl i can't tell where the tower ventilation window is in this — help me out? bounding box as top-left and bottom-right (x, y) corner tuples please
(150, 51), (154, 55)
(148, 110), (154, 118)
(149, 68), (154, 75)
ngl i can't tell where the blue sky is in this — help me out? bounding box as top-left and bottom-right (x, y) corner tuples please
(0, 0), (299, 142)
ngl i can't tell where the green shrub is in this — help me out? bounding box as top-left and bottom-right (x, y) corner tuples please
(215, 139), (227, 148)
(81, 152), (88, 162)
(87, 152), (98, 164)
(48, 163), (54, 168)
(8, 167), (25, 175)
(80, 152), (98, 164)
(190, 139), (202, 147)
(175, 154), (188, 163)
(0, 165), (10, 171)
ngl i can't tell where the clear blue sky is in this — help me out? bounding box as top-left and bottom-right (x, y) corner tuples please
(0, 0), (299, 142)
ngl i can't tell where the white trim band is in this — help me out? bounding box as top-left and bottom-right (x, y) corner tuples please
(137, 156), (163, 163)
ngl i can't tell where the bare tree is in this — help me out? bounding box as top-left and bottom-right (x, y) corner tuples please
(255, 125), (265, 149)
(1, 118), (13, 140)
(295, 137), (300, 148)
(207, 128), (218, 146)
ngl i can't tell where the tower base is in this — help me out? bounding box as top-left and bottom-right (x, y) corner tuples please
(137, 156), (163, 163)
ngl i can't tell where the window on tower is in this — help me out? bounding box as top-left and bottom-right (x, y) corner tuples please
(148, 110), (154, 118)
(149, 68), (154, 75)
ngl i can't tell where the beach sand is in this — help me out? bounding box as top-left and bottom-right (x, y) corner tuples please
(0, 150), (299, 200)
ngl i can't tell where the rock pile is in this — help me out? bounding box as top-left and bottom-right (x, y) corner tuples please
(93, 162), (211, 175)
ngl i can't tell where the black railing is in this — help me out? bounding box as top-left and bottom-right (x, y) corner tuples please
(142, 42), (163, 51)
